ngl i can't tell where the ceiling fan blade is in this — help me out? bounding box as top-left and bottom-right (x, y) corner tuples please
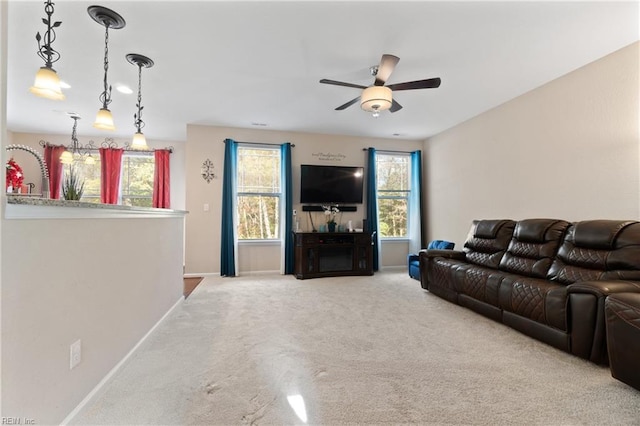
(374, 54), (400, 86)
(335, 96), (361, 111)
(387, 77), (441, 91)
(320, 79), (368, 90)
(390, 99), (403, 113)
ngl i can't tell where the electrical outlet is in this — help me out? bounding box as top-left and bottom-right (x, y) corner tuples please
(293, 209), (297, 216)
(70, 339), (81, 370)
(203, 203), (210, 212)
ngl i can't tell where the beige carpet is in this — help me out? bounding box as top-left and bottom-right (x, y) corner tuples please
(70, 271), (640, 425)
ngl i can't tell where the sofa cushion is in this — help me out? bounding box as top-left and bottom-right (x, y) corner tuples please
(464, 219), (516, 269)
(548, 220), (640, 284)
(574, 220), (635, 250)
(499, 275), (569, 331)
(455, 265), (510, 308)
(499, 219), (570, 279)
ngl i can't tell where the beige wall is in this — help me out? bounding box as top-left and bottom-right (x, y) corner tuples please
(1, 212), (185, 424)
(424, 42), (640, 248)
(185, 124), (423, 274)
(1, 0), (8, 416)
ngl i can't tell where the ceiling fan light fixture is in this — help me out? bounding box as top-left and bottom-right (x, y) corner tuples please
(360, 86), (392, 113)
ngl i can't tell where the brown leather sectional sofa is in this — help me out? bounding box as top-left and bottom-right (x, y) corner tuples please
(419, 218), (640, 365)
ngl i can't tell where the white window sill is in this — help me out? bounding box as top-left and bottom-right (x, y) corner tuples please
(238, 239), (282, 246)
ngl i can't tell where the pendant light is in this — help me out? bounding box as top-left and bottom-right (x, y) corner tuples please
(60, 115), (96, 165)
(126, 54), (154, 150)
(30, 0), (65, 100)
(88, 6), (126, 131)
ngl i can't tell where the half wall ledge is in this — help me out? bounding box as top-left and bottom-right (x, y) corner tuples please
(4, 195), (188, 220)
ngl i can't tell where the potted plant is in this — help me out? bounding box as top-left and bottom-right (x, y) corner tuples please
(323, 205), (339, 232)
(62, 165), (85, 201)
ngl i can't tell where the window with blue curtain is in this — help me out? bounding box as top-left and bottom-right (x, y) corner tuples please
(220, 140), (294, 276)
(281, 143), (294, 274)
(408, 150), (424, 253)
(370, 149), (424, 267)
(220, 139), (238, 276)
(366, 148), (380, 271)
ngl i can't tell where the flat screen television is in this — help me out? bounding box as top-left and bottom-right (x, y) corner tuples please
(300, 164), (364, 204)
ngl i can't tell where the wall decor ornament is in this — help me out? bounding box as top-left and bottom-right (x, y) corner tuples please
(201, 159), (216, 183)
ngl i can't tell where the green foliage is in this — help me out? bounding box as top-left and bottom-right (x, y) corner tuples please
(237, 148), (281, 239)
(63, 165), (85, 201)
(377, 155), (410, 237)
(121, 156), (154, 206)
(75, 155), (154, 205)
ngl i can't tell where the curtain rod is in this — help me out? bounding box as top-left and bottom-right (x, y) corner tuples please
(41, 140), (173, 154)
(362, 148), (419, 154)
(227, 140), (295, 147)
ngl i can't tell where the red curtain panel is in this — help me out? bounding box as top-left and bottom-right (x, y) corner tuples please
(43, 144), (66, 199)
(153, 149), (171, 208)
(99, 148), (123, 204)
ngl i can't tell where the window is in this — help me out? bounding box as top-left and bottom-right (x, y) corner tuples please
(69, 153), (154, 206)
(236, 146), (282, 240)
(121, 155), (154, 207)
(376, 153), (410, 238)
(74, 156), (101, 203)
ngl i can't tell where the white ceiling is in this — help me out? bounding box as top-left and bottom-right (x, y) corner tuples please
(6, 1), (639, 143)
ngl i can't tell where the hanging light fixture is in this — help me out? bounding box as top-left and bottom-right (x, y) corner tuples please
(88, 6), (126, 131)
(60, 116), (96, 165)
(360, 86), (392, 118)
(29, 0), (65, 100)
(126, 53), (154, 150)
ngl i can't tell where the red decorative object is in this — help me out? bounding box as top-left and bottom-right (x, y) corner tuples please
(6, 158), (24, 190)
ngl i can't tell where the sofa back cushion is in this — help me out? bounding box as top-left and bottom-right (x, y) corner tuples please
(499, 219), (570, 278)
(463, 219), (516, 269)
(548, 220), (640, 284)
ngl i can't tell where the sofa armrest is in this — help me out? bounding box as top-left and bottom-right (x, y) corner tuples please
(566, 280), (640, 364)
(418, 250), (466, 290)
(419, 249), (466, 261)
(567, 280), (640, 297)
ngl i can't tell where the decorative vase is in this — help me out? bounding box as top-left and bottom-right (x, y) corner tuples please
(328, 222), (336, 232)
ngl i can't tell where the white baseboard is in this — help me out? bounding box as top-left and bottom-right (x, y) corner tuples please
(60, 296), (184, 425)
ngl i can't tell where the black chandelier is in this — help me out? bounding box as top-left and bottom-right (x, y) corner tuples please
(126, 54), (154, 150)
(88, 5), (126, 131)
(60, 115), (96, 165)
(30, 0), (65, 100)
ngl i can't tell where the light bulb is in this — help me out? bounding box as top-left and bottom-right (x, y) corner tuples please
(60, 150), (73, 165)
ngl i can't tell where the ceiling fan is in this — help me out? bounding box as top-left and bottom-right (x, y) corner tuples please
(319, 54), (441, 117)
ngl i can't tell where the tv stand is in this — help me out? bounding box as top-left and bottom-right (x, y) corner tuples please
(294, 232), (373, 279)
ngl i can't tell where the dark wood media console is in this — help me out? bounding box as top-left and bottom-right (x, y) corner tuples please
(294, 231), (373, 279)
